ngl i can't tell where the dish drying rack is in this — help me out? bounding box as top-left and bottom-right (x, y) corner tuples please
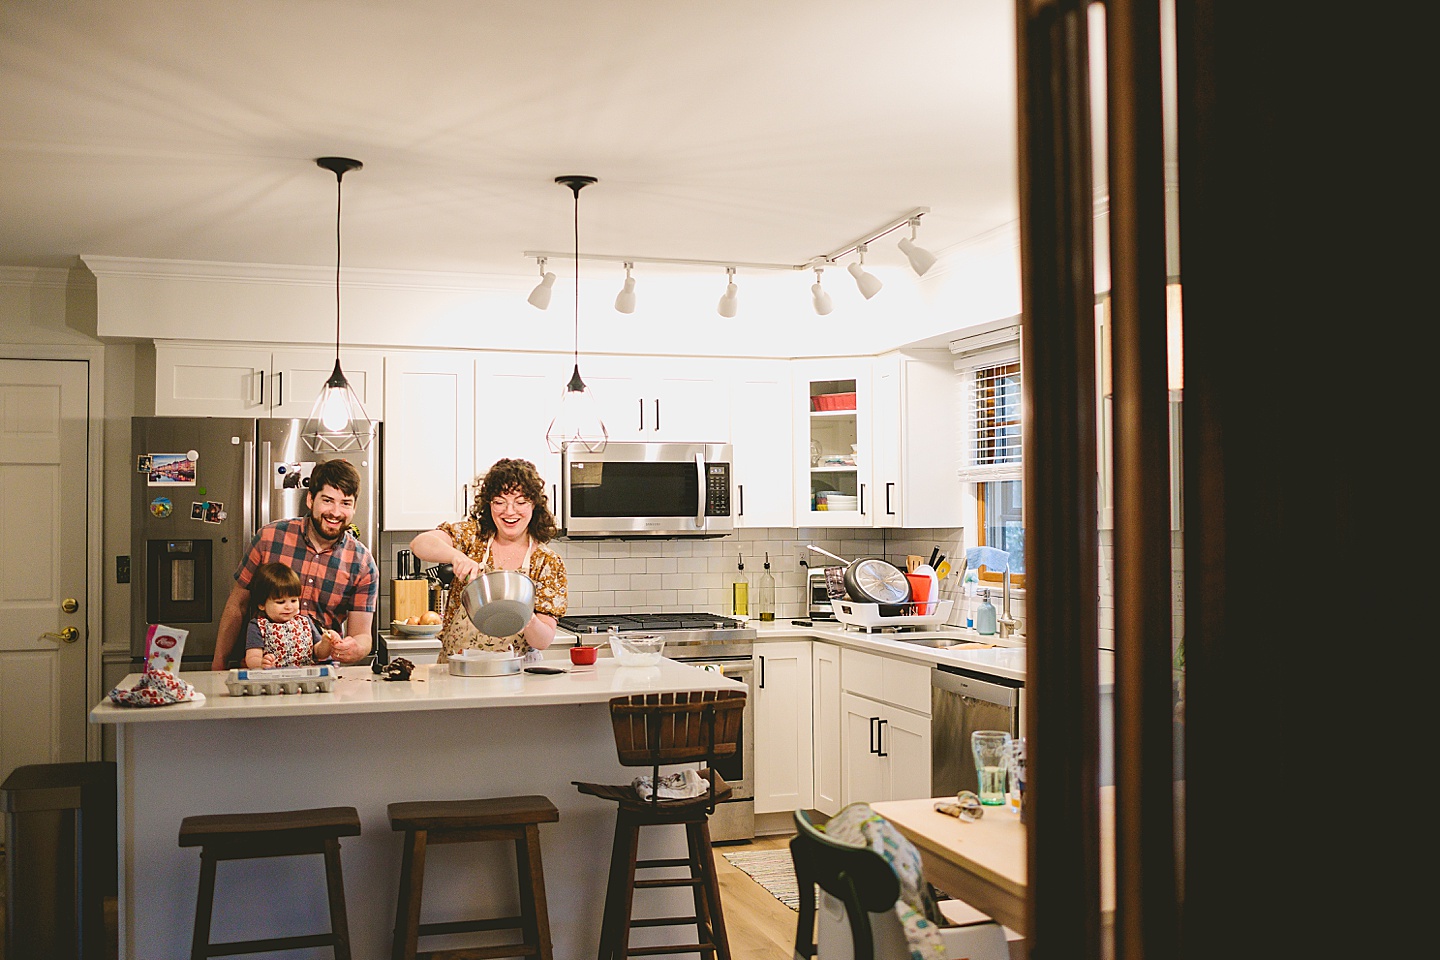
(225, 665), (337, 696)
(832, 599), (955, 632)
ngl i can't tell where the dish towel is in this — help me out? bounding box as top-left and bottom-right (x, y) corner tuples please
(824, 802), (949, 960)
(965, 546), (1011, 573)
(632, 769), (708, 801)
(108, 669), (199, 706)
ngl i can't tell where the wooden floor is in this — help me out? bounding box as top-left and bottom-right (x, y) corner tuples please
(1, 834), (798, 960)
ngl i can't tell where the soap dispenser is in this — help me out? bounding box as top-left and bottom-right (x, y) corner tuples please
(976, 588), (997, 636)
(757, 553), (776, 622)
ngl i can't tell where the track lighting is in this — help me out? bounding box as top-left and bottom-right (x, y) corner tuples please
(847, 245), (883, 299)
(527, 257), (555, 309)
(524, 206), (930, 312)
(717, 267), (738, 318)
(811, 267), (834, 315)
(614, 262), (636, 314)
(897, 218), (937, 276)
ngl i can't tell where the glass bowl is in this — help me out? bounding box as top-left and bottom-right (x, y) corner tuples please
(608, 634), (666, 666)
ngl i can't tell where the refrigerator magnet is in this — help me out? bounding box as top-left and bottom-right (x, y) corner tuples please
(190, 501), (205, 520)
(147, 452), (196, 486)
(136, 454), (152, 473)
(149, 496), (173, 518)
(204, 501), (225, 524)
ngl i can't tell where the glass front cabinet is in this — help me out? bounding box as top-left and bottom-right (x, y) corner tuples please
(793, 360), (873, 526)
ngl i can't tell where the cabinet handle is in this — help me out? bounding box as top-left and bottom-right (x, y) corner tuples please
(877, 718), (888, 757)
(759, 655), (766, 689)
(462, 483), (469, 515)
(638, 398), (644, 432)
(885, 482), (895, 515)
(869, 716), (880, 754)
(252, 369), (264, 407)
(860, 483), (866, 515)
(276, 371), (283, 407)
(654, 398), (661, 432)
(738, 484), (744, 517)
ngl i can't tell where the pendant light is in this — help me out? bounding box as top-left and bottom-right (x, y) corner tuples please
(301, 157), (375, 453)
(545, 175), (608, 454)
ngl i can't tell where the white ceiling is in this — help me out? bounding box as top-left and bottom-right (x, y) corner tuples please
(0, 0), (1018, 284)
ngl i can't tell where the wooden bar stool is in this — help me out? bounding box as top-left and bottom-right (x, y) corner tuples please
(573, 689), (746, 960)
(177, 805), (361, 960)
(387, 794), (559, 960)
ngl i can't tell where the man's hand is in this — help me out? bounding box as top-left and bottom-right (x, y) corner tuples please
(328, 632), (368, 664)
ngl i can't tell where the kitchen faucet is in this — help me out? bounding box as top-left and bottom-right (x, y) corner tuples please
(997, 566), (1021, 639)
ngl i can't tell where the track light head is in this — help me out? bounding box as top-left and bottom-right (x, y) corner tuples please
(811, 267), (834, 316)
(898, 220), (937, 276)
(527, 257), (555, 309)
(717, 267), (738, 318)
(847, 246), (883, 299)
(614, 262), (636, 314)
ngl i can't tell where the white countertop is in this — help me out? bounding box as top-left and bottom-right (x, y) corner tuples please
(90, 657), (743, 725)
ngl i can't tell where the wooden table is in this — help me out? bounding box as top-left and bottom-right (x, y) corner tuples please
(872, 789), (1115, 937)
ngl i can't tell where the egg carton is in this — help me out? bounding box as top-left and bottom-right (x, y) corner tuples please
(225, 665), (337, 696)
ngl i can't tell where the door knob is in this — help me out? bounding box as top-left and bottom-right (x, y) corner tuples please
(61, 597), (79, 613)
(44, 626), (80, 644)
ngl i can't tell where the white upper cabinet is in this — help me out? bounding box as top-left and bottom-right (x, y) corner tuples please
(383, 352), (475, 531)
(473, 352), (566, 507)
(871, 352), (962, 528)
(583, 356), (731, 443)
(154, 342), (384, 420)
(793, 358), (874, 527)
(729, 360), (793, 528)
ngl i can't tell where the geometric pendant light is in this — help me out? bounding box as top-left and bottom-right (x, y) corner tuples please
(302, 156), (376, 453)
(545, 175), (608, 454)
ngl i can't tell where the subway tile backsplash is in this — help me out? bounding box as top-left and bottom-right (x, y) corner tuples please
(376, 527), (975, 626)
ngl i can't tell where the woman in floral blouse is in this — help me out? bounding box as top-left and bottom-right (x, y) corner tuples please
(409, 458), (567, 661)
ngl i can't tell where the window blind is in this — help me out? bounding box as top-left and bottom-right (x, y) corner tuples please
(958, 358), (1023, 482)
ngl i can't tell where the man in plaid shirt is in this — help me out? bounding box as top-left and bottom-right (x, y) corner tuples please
(211, 459), (379, 669)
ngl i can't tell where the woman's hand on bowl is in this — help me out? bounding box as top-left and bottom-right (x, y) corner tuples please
(450, 555), (483, 582)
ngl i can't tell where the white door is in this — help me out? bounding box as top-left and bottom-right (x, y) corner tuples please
(753, 641), (813, 814)
(0, 359), (89, 782)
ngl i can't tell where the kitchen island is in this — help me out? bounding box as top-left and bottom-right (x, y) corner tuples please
(91, 659), (744, 960)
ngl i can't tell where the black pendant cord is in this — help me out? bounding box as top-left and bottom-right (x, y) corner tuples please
(573, 186), (579, 369)
(334, 171), (343, 361)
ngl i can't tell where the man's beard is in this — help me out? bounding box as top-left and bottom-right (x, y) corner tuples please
(308, 510), (343, 544)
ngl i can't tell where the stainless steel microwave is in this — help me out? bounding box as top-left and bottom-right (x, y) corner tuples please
(559, 441), (734, 539)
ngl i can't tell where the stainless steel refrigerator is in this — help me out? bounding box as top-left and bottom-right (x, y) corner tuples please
(130, 417), (380, 666)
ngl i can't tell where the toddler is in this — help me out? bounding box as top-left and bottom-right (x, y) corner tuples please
(244, 562), (337, 668)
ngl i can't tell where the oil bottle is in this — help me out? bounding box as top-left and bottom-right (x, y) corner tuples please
(757, 553), (776, 622)
(730, 552), (750, 620)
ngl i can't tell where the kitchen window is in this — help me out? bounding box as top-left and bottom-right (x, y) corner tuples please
(953, 321), (1026, 585)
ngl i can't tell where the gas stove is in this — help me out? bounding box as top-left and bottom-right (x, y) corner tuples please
(556, 612), (757, 647)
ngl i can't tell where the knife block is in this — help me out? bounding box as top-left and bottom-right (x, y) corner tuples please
(391, 579), (431, 623)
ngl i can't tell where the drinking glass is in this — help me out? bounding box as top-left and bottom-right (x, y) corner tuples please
(971, 730), (1012, 805)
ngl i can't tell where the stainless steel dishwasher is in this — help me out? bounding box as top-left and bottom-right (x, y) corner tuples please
(931, 665), (1022, 797)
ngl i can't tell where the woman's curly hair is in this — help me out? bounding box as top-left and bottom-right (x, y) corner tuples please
(471, 458), (558, 542)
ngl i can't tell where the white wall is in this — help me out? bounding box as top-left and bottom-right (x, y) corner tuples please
(84, 227), (1021, 360)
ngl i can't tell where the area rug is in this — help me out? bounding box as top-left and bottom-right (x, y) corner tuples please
(723, 849), (800, 911)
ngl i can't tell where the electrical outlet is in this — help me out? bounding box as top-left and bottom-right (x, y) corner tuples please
(116, 555), (131, 584)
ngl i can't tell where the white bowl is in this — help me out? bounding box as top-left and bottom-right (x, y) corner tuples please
(391, 620), (442, 637)
(608, 634), (665, 666)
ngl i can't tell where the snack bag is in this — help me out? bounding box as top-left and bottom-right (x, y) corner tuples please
(144, 624), (189, 674)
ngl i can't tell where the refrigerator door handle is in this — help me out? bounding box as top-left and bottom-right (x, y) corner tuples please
(243, 440), (256, 543)
(260, 440), (272, 527)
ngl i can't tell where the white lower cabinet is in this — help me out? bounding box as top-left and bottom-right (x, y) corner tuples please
(753, 641), (814, 814)
(811, 642), (843, 816)
(839, 647), (932, 805)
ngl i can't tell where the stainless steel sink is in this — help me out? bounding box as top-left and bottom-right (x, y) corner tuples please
(901, 637), (981, 649)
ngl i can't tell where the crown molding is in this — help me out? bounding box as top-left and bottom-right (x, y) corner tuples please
(78, 255), (516, 293)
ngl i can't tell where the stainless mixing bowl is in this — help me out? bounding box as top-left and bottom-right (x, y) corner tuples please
(459, 570), (535, 637)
